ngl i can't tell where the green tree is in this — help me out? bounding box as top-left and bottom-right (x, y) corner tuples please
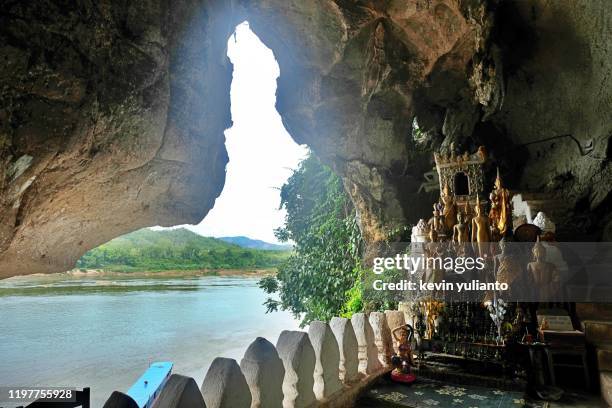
(76, 228), (289, 272)
(259, 154), (364, 326)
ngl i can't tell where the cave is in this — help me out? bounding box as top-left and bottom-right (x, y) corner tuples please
(1, 1), (610, 276)
(1, 1), (612, 405)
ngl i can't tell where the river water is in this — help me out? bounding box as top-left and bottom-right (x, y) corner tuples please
(0, 275), (301, 407)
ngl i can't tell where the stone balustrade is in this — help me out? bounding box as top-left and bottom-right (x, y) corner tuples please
(308, 321), (343, 401)
(241, 337), (285, 408)
(329, 317), (360, 385)
(351, 313), (383, 375)
(277, 330), (317, 408)
(103, 312), (395, 408)
(369, 312), (393, 367)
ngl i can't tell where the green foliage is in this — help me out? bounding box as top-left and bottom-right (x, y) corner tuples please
(412, 117), (427, 145)
(361, 264), (403, 312)
(259, 154), (363, 326)
(341, 276), (364, 318)
(77, 228), (289, 272)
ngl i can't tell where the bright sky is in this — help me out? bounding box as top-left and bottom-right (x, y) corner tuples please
(185, 22), (307, 243)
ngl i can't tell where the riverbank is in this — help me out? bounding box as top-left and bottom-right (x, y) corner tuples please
(1, 268), (275, 283)
(66, 268), (276, 278)
(0, 269), (277, 297)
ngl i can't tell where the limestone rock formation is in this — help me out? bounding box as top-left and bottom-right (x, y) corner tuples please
(1, 0), (610, 276)
(0, 0), (233, 276)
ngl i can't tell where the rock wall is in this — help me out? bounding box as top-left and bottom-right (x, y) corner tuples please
(244, 0), (611, 242)
(1, 0), (610, 276)
(0, 0), (234, 276)
(243, 0), (489, 242)
(488, 0), (612, 239)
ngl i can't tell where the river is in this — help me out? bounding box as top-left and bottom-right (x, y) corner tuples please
(0, 274), (301, 407)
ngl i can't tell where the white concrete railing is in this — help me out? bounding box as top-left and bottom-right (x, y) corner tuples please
(103, 312), (398, 408)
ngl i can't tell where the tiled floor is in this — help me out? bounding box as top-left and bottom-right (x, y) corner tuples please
(356, 377), (605, 408)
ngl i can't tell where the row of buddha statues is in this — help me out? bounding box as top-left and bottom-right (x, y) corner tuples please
(400, 148), (569, 364)
(413, 168), (512, 256)
(409, 158), (563, 303)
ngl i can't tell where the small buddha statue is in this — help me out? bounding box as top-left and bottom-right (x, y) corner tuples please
(532, 212), (568, 282)
(457, 203), (471, 235)
(428, 227), (438, 243)
(427, 203), (445, 238)
(426, 228), (442, 283)
(539, 317), (550, 331)
(471, 195), (491, 257)
(489, 168), (511, 237)
(527, 237), (560, 302)
(477, 145), (487, 161)
(452, 212), (469, 256)
(441, 183), (457, 232)
(494, 238), (524, 293)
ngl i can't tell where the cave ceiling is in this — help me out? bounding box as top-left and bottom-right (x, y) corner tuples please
(0, 0), (610, 276)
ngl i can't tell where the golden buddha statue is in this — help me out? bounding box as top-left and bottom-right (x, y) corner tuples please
(489, 168), (511, 237)
(428, 203), (444, 238)
(471, 195), (491, 257)
(527, 237), (560, 302)
(427, 300), (444, 339)
(441, 183), (457, 232)
(452, 212), (469, 256)
(494, 238), (523, 289)
(452, 211), (469, 244)
(462, 200), (473, 224)
(428, 227), (438, 243)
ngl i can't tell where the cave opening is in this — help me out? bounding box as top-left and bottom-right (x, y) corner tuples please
(188, 21), (307, 244)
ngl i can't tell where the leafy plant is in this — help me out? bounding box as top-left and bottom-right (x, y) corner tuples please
(259, 154), (364, 326)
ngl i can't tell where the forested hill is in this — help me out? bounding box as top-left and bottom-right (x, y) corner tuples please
(218, 236), (292, 251)
(76, 228), (290, 272)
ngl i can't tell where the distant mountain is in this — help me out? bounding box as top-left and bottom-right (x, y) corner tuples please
(104, 228), (238, 250)
(218, 236), (293, 251)
(76, 228), (289, 272)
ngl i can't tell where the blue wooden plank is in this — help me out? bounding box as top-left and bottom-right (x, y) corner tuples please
(126, 362), (173, 408)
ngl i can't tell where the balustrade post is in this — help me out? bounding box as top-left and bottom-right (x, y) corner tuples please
(308, 321), (343, 400)
(201, 357), (251, 408)
(156, 374), (207, 408)
(240, 337), (285, 408)
(102, 391), (138, 408)
(369, 312), (393, 366)
(329, 317), (360, 384)
(276, 330), (316, 408)
(385, 310), (407, 353)
(351, 313), (382, 375)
